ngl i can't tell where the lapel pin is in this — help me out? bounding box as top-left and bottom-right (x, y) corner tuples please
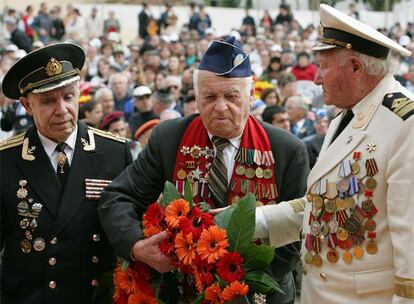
(21, 138), (36, 161)
(82, 130), (96, 151)
(366, 142), (376, 153)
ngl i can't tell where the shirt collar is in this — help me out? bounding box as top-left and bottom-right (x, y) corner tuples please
(208, 132), (242, 150)
(38, 125), (78, 158)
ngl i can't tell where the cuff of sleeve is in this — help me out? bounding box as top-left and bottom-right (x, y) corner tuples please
(395, 276), (414, 300)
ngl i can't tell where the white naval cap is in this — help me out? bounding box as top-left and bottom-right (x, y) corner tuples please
(313, 4), (411, 58)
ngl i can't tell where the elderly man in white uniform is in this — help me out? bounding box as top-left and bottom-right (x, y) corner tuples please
(253, 4), (414, 304)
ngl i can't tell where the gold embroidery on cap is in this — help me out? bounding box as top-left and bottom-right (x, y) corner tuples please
(45, 58), (63, 76)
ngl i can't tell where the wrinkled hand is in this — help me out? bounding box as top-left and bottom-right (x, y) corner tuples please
(209, 206), (231, 215)
(131, 231), (175, 273)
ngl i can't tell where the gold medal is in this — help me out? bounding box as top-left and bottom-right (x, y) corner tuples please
(245, 167), (255, 179)
(337, 227), (349, 241)
(307, 194), (313, 202)
(20, 239), (32, 254)
(321, 224), (330, 237)
(343, 250), (353, 264)
(345, 197), (355, 209)
(20, 218), (30, 229)
(235, 165), (246, 176)
(327, 250), (338, 263)
(325, 200), (336, 213)
(351, 162), (360, 175)
(313, 196), (323, 209)
(366, 241), (378, 255)
(336, 198), (347, 210)
(312, 254), (322, 266)
(362, 200), (374, 213)
(353, 245), (364, 259)
(177, 169), (187, 180)
(263, 168), (273, 179)
(304, 252), (313, 264)
(255, 167), (264, 179)
(365, 177), (377, 190)
(190, 145), (202, 158)
(364, 218), (376, 231)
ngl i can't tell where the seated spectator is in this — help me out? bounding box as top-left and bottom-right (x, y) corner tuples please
(303, 109), (331, 168)
(285, 95), (315, 139)
(262, 105), (290, 131)
(260, 88), (281, 106)
(291, 52), (318, 81)
(261, 56), (283, 84)
(78, 100), (103, 128)
(128, 86), (157, 135)
(134, 118), (160, 149)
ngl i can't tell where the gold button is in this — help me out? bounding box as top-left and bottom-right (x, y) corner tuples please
(92, 256), (99, 264)
(92, 234), (100, 242)
(320, 273), (328, 281)
(91, 279), (98, 286)
(49, 281), (56, 289)
(49, 257), (56, 266)
(50, 237), (58, 245)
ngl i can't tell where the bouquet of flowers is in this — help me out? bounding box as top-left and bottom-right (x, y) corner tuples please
(111, 182), (280, 303)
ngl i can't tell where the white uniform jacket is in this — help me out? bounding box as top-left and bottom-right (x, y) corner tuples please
(259, 74), (414, 304)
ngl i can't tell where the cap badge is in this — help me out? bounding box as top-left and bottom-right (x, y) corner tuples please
(233, 54), (244, 67)
(45, 58), (63, 76)
(319, 24), (324, 36)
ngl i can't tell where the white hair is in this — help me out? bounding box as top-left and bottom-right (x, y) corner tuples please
(336, 48), (397, 76)
(193, 69), (253, 96)
(94, 87), (113, 101)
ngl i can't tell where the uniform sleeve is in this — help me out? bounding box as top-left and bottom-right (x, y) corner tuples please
(98, 126), (165, 260)
(386, 116), (414, 303)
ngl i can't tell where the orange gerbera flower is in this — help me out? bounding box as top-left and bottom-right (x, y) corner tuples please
(113, 264), (140, 294)
(205, 283), (223, 304)
(127, 291), (158, 304)
(196, 225), (229, 263)
(143, 225), (162, 238)
(221, 281), (249, 301)
(192, 266), (204, 293)
(175, 232), (196, 265)
(165, 199), (190, 228)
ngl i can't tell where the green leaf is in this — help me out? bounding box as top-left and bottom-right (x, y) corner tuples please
(214, 204), (236, 229)
(120, 259), (129, 271)
(198, 201), (211, 212)
(161, 181), (180, 206)
(184, 181), (193, 208)
(244, 271), (283, 294)
(243, 243), (275, 271)
(190, 294), (204, 304)
(227, 193), (256, 255)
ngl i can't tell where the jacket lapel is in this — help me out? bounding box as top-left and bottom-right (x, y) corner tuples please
(307, 126), (366, 190)
(16, 128), (62, 217)
(53, 123), (103, 234)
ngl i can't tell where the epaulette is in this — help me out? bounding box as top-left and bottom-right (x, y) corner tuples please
(0, 132), (26, 151)
(382, 92), (414, 120)
(89, 127), (127, 143)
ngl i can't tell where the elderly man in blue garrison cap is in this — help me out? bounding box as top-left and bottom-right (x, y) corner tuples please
(98, 36), (309, 304)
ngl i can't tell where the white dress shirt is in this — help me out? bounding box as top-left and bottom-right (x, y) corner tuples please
(38, 126), (77, 172)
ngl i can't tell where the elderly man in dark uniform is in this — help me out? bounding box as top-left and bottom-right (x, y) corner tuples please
(0, 43), (132, 303)
(98, 36), (309, 304)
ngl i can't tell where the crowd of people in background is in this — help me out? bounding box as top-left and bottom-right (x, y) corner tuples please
(1, 1), (414, 167)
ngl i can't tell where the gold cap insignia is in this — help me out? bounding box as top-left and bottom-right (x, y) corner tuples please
(45, 58), (63, 76)
(319, 24), (324, 36)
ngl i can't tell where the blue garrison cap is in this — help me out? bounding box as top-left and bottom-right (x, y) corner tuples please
(198, 36), (251, 77)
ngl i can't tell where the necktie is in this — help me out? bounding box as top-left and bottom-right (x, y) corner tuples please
(330, 110), (354, 144)
(55, 143), (70, 187)
(209, 136), (230, 208)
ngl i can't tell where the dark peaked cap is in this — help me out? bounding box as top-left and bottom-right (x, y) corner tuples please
(2, 43), (85, 100)
(198, 36), (252, 78)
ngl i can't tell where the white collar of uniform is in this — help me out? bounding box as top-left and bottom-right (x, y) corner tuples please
(351, 73), (396, 130)
(38, 125), (78, 158)
(208, 132), (242, 150)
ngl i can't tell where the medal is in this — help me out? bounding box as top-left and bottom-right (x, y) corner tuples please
(321, 224), (330, 237)
(304, 252), (313, 264)
(20, 239), (32, 254)
(20, 218), (30, 229)
(33, 237), (46, 252)
(177, 169), (187, 180)
(337, 179), (350, 193)
(342, 250), (353, 264)
(255, 167), (264, 179)
(364, 218), (376, 231)
(310, 221), (321, 235)
(365, 177), (377, 190)
(365, 158), (378, 176)
(57, 152), (67, 173)
(327, 250), (338, 263)
(263, 168), (273, 179)
(345, 197), (355, 209)
(353, 245), (364, 259)
(31, 203), (43, 217)
(362, 200), (374, 213)
(235, 165), (246, 176)
(351, 162), (360, 175)
(17, 201), (29, 216)
(366, 240), (378, 255)
(313, 196), (323, 209)
(324, 200), (336, 213)
(312, 254), (322, 266)
(337, 227), (349, 241)
(245, 167), (255, 179)
(190, 145), (202, 158)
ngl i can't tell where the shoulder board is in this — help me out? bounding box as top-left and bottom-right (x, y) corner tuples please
(0, 132), (26, 151)
(382, 92), (414, 121)
(89, 127), (127, 143)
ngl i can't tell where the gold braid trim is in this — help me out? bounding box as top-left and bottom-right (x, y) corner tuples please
(395, 276), (414, 299)
(89, 127), (126, 143)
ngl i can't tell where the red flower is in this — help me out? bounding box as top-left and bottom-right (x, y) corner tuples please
(128, 292), (158, 304)
(194, 256), (215, 287)
(205, 283), (223, 304)
(216, 252), (245, 283)
(221, 281), (249, 301)
(179, 206), (214, 240)
(143, 203), (164, 228)
(132, 261), (152, 284)
(113, 287), (128, 304)
(159, 230), (175, 256)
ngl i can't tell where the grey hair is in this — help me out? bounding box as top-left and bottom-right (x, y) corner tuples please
(94, 87), (113, 101)
(193, 69), (253, 96)
(108, 73), (128, 86)
(336, 48), (397, 76)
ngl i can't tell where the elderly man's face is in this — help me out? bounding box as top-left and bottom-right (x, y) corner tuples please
(99, 91), (115, 114)
(314, 50), (354, 108)
(111, 76), (128, 98)
(21, 82), (80, 143)
(196, 71), (252, 139)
